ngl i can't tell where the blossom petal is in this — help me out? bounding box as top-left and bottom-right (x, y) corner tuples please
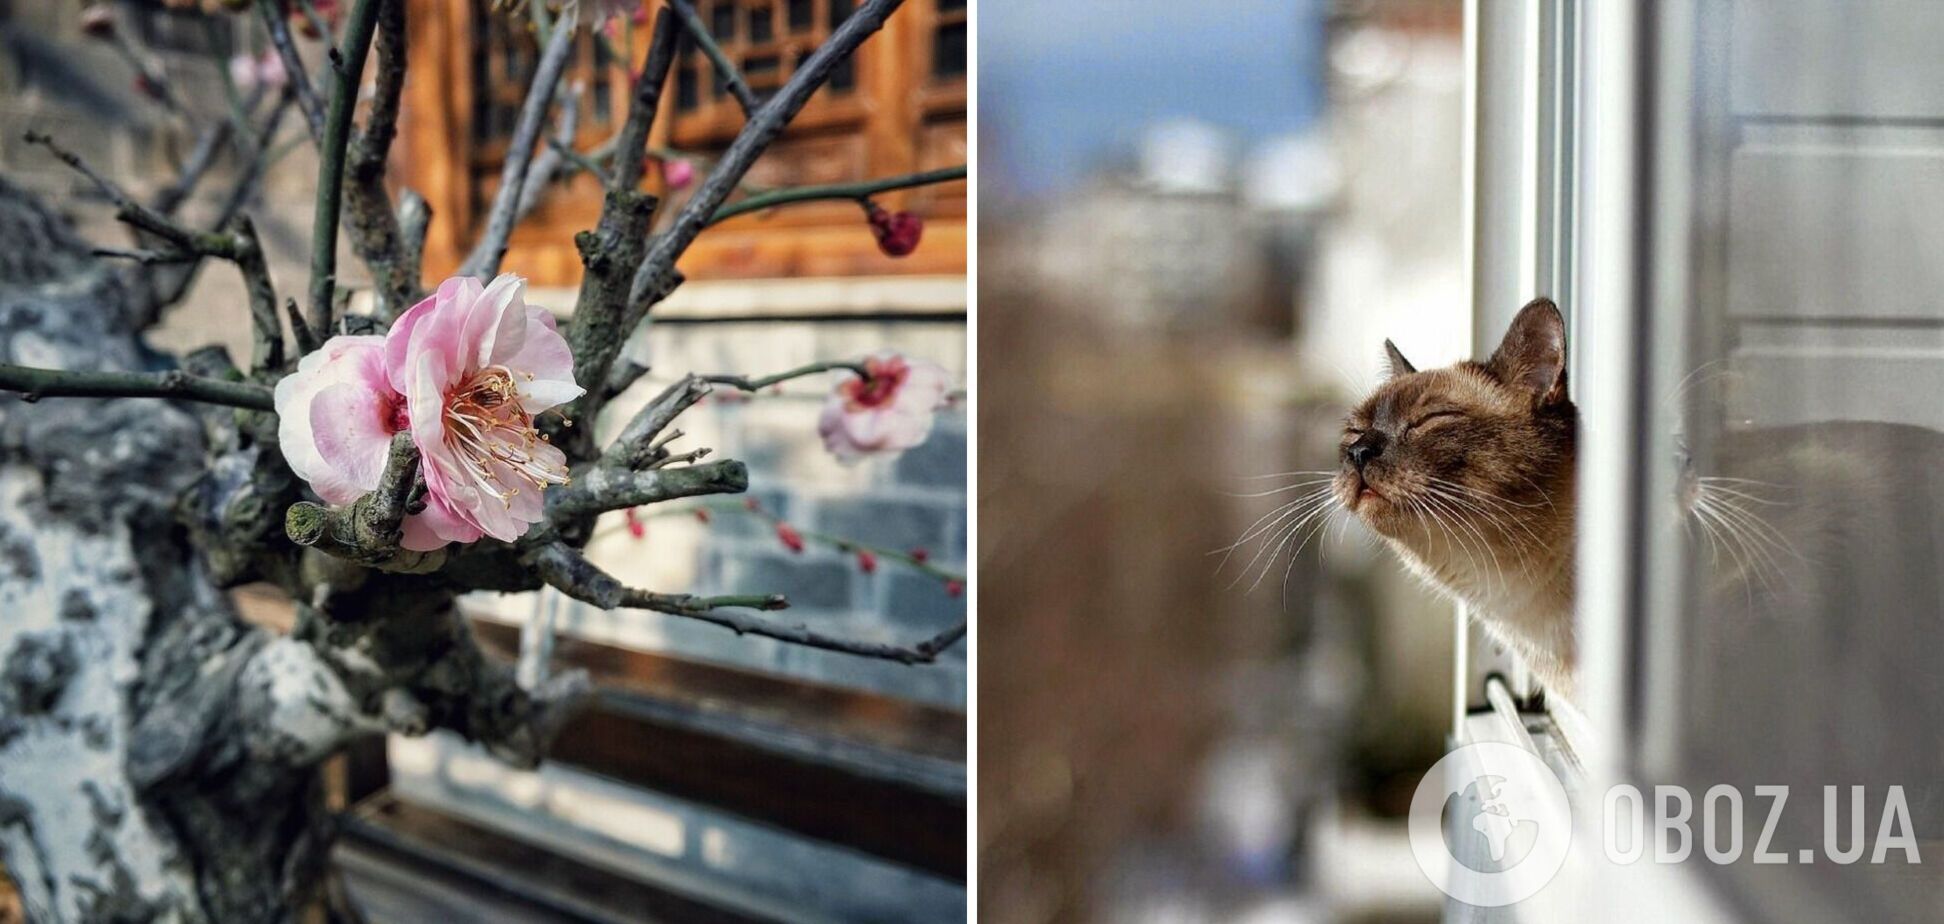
(274, 335), (387, 500)
(471, 274), (530, 370)
(401, 492), (484, 551)
(504, 307), (583, 413)
(308, 381), (397, 504)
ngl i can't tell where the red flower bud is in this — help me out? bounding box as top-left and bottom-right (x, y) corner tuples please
(864, 203), (923, 257)
(944, 578), (964, 598)
(744, 497), (762, 512)
(856, 550), (878, 574)
(908, 546), (930, 564)
(625, 507), (645, 539)
(694, 508), (712, 525)
(775, 522), (805, 554)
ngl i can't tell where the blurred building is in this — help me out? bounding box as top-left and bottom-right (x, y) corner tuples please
(979, 1), (1463, 922)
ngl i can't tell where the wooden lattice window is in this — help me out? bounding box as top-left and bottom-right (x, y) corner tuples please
(929, 0), (965, 82)
(671, 0), (864, 145)
(467, 2), (622, 213)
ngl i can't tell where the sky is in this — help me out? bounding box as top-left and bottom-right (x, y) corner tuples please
(979, 0), (1329, 196)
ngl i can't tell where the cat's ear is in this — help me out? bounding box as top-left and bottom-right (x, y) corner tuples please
(1383, 339), (1417, 377)
(1488, 297), (1568, 404)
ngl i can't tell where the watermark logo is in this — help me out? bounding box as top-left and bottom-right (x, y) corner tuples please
(1408, 742), (1573, 906)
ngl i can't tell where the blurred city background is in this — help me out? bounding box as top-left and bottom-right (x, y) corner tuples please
(980, 0), (1464, 921)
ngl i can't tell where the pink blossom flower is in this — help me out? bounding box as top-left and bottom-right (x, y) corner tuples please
(663, 158), (695, 190)
(817, 352), (949, 463)
(593, 0), (638, 25)
(228, 50), (287, 94)
(276, 274), (583, 551)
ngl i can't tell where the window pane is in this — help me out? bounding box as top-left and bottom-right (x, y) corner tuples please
(748, 3), (774, 43)
(1630, 2), (1944, 919)
(932, 21), (965, 78)
(787, 0), (814, 32)
(710, 2), (736, 41)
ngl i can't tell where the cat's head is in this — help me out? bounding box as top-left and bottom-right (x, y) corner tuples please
(1335, 298), (1576, 539)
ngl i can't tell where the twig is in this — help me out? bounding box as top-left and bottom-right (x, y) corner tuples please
(600, 374), (713, 469)
(528, 542), (958, 664)
(344, 0), (411, 318)
(560, 11), (684, 434)
(92, 247), (199, 265)
(667, 0), (757, 116)
(515, 90), (583, 219)
(613, 0), (907, 387)
(544, 134), (603, 184)
(702, 360), (870, 392)
(230, 216), (286, 371)
(306, 0), (386, 346)
(257, 0), (327, 140)
(630, 500), (969, 584)
(603, 9), (684, 195)
(0, 364), (275, 411)
(546, 458), (747, 521)
(458, 7), (580, 280)
(285, 433), (443, 571)
(708, 166), (965, 226)
(390, 189), (431, 320)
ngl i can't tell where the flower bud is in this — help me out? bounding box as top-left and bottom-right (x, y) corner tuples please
(664, 158), (694, 190)
(864, 203), (923, 257)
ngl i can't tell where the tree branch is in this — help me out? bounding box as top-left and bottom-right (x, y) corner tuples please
(306, 0), (386, 344)
(703, 360), (871, 392)
(528, 542), (958, 663)
(603, 0), (905, 396)
(344, 0), (412, 318)
(257, 0), (327, 141)
(515, 90), (582, 220)
(667, 0), (757, 116)
(600, 374), (713, 469)
(547, 458), (747, 521)
(708, 165), (965, 226)
(285, 434), (445, 571)
(0, 365), (275, 411)
(458, 7), (579, 280)
(604, 9), (684, 195)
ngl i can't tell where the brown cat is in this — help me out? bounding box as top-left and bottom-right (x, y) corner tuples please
(1336, 299), (1579, 694)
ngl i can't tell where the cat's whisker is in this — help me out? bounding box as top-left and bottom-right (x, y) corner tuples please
(1212, 487), (1333, 558)
(1234, 470), (1337, 482)
(1220, 478), (1339, 499)
(1226, 492), (1340, 590)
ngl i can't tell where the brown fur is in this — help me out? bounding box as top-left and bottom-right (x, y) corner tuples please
(1336, 300), (1579, 694)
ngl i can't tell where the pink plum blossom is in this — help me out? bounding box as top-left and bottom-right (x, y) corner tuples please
(663, 158), (695, 190)
(276, 274), (583, 551)
(228, 50), (287, 94)
(816, 352), (949, 463)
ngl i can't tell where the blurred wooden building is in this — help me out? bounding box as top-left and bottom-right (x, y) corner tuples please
(397, 0), (967, 286)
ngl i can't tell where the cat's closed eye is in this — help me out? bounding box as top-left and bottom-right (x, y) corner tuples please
(1406, 409), (1465, 432)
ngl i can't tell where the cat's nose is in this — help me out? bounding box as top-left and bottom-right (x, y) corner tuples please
(1344, 432), (1386, 470)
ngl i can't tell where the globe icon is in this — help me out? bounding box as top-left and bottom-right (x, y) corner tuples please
(1440, 774), (1542, 873)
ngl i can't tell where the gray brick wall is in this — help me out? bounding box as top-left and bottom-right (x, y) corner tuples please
(474, 314), (970, 709)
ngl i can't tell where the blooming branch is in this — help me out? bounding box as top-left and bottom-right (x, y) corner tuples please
(707, 165), (967, 227)
(528, 542), (960, 664)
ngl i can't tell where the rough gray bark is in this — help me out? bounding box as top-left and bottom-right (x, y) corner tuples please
(0, 178), (582, 922)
